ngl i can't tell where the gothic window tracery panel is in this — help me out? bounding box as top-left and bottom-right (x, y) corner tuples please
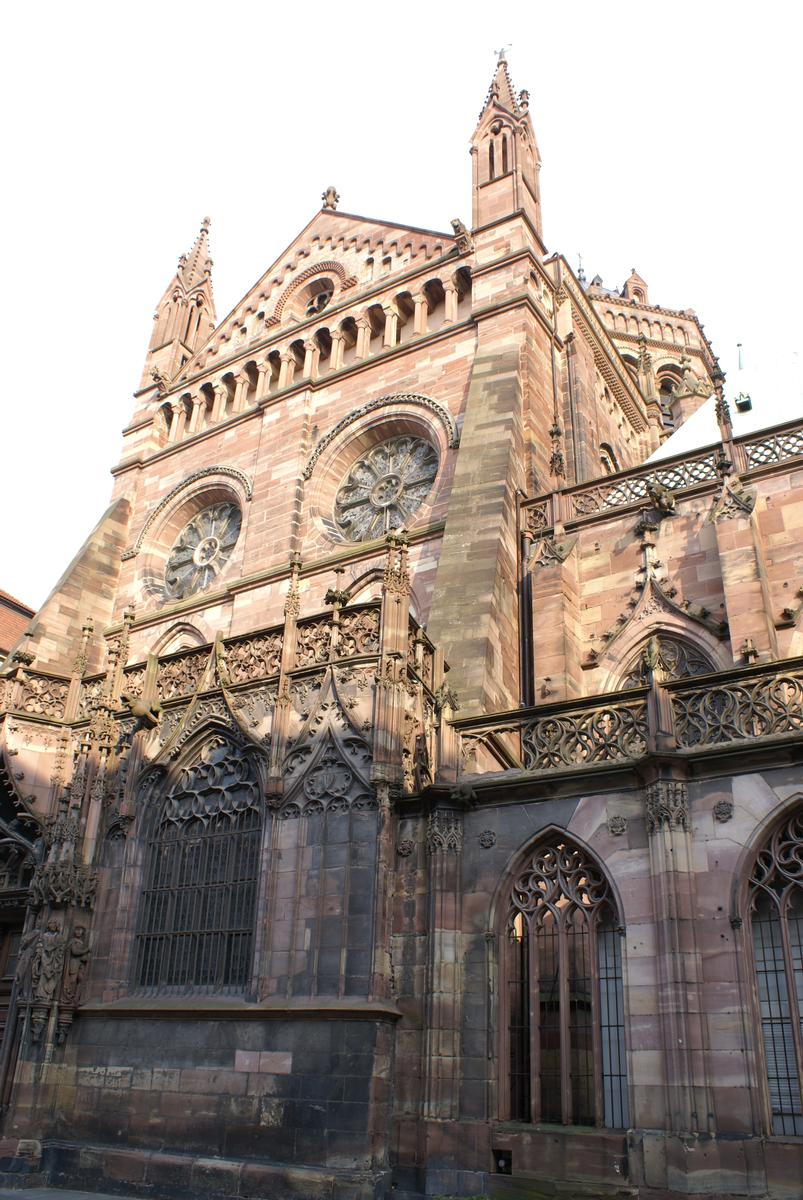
(747, 809), (803, 1135)
(333, 435), (438, 542)
(133, 734), (262, 994)
(505, 835), (628, 1128)
(621, 634), (714, 689)
(164, 502), (242, 599)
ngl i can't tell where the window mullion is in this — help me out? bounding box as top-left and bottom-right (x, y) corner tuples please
(779, 889), (803, 1116)
(589, 910), (605, 1128)
(528, 916), (539, 1124)
(559, 911), (572, 1125)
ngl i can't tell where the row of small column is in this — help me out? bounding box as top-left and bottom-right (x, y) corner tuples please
(163, 276), (465, 443)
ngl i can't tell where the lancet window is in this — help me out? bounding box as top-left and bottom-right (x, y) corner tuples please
(747, 809), (803, 1135)
(505, 835), (628, 1127)
(133, 735), (262, 994)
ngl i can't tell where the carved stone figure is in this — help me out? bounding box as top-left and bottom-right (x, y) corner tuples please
(321, 186), (340, 210)
(31, 919), (66, 1003)
(450, 218), (474, 254)
(15, 925), (40, 1000)
(61, 925), (90, 1007)
(646, 477), (676, 515)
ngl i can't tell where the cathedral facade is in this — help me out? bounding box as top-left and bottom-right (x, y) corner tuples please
(1, 55), (802, 1200)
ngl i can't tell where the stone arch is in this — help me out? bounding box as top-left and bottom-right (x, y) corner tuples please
(491, 825), (628, 1127)
(303, 393), (459, 481)
(600, 609), (724, 696)
(271, 261), (355, 323)
(123, 466), (253, 561)
(150, 622), (208, 657)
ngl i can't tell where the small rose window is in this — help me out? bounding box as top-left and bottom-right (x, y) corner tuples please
(333, 435), (438, 542)
(164, 502), (242, 598)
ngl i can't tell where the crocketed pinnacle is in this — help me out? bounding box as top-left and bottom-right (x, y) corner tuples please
(480, 48), (521, 118)
(179, 217), (212, 290)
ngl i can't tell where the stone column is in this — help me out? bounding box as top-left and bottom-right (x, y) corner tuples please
(329, 329), (345, 371)
(382, 303), (399, 348)
(443, 279), (459, 324)
(167, 400), (186, 442)
(355, 315), (372, 360)
(255, 358), (272, 402)
(211, 382), (228, 423)
(412, 291), (429, 336)
(278, 350), (296, 390)
(232, 372), (249, 414)
(188, 394), (204, 434)
(302, 338), (320, 381)
(422, 807), (463, 1119)
(643, 777), (713, 1139)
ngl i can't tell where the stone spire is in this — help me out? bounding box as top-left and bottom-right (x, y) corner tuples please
(139, 219), (217, 392)
(481, 47), (521, 118)
(179, 217), (213, 289)
(470, 51), (542, 240)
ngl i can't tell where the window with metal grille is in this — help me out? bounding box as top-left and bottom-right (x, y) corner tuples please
(505, 836), (628, 1127)
(134, 735), (262, 993)
(748, 810), (803, 1135)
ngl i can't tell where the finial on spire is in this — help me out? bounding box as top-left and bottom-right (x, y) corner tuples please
(577, 254), (586, 285)
(494, 44), (511, 64)
(321, 186), (340, 211)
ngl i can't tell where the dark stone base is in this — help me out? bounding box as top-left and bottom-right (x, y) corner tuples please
(0, 1142), (390, 1200)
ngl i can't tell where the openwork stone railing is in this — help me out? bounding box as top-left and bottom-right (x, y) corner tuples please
(670, 665), (803, 748)
(2, 604), (387, 725)
(743, 425), (803, 468)
(522, 417), (803, 529)
(569, 453), (719, 517)
(521, 695), (649, 769)
(455, 661), (803, 777)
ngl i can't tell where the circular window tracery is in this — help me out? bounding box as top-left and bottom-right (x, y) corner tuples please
(304, 280), (334, 318)
(164, 502), (242, 599)
(333, 435), (439, 542)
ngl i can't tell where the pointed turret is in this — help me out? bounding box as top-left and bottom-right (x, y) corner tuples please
(470, 50), (543, 240)
(139, 219), (217, 391)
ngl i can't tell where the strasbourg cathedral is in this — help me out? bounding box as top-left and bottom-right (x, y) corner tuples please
(0, 53), (802, 1200)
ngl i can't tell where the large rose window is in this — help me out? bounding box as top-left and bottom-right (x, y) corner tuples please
(333, 436), (439, 542)
(164, 502), (242, 598)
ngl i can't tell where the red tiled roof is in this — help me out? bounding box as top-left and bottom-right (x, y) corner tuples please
(0, 591), (35, 655)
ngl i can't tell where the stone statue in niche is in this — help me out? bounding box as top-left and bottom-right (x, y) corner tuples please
(61, 925), (90, 1007)
(15, 924), (41, 1000)
(31, 919), (66, 1004)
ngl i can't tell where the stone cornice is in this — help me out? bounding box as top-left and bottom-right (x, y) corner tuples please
(559, 269), (651, 431)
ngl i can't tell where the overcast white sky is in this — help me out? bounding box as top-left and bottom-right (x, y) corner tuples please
(2, 1), (801, 610)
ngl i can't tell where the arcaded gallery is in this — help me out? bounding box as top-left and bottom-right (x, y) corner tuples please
(0, 53), (802, 1200)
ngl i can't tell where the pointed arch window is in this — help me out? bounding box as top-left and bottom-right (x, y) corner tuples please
(505, 835), (628, 1127)
(747, 809), (803, 1135)
(134, 734), (262, 993)
(621, 634), (714, 689)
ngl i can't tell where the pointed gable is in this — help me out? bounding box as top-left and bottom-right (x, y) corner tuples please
(184, 207), (456, 374)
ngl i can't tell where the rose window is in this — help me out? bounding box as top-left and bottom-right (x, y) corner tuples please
(164, 502), (242, 599)
(333, 436), (439, 542)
